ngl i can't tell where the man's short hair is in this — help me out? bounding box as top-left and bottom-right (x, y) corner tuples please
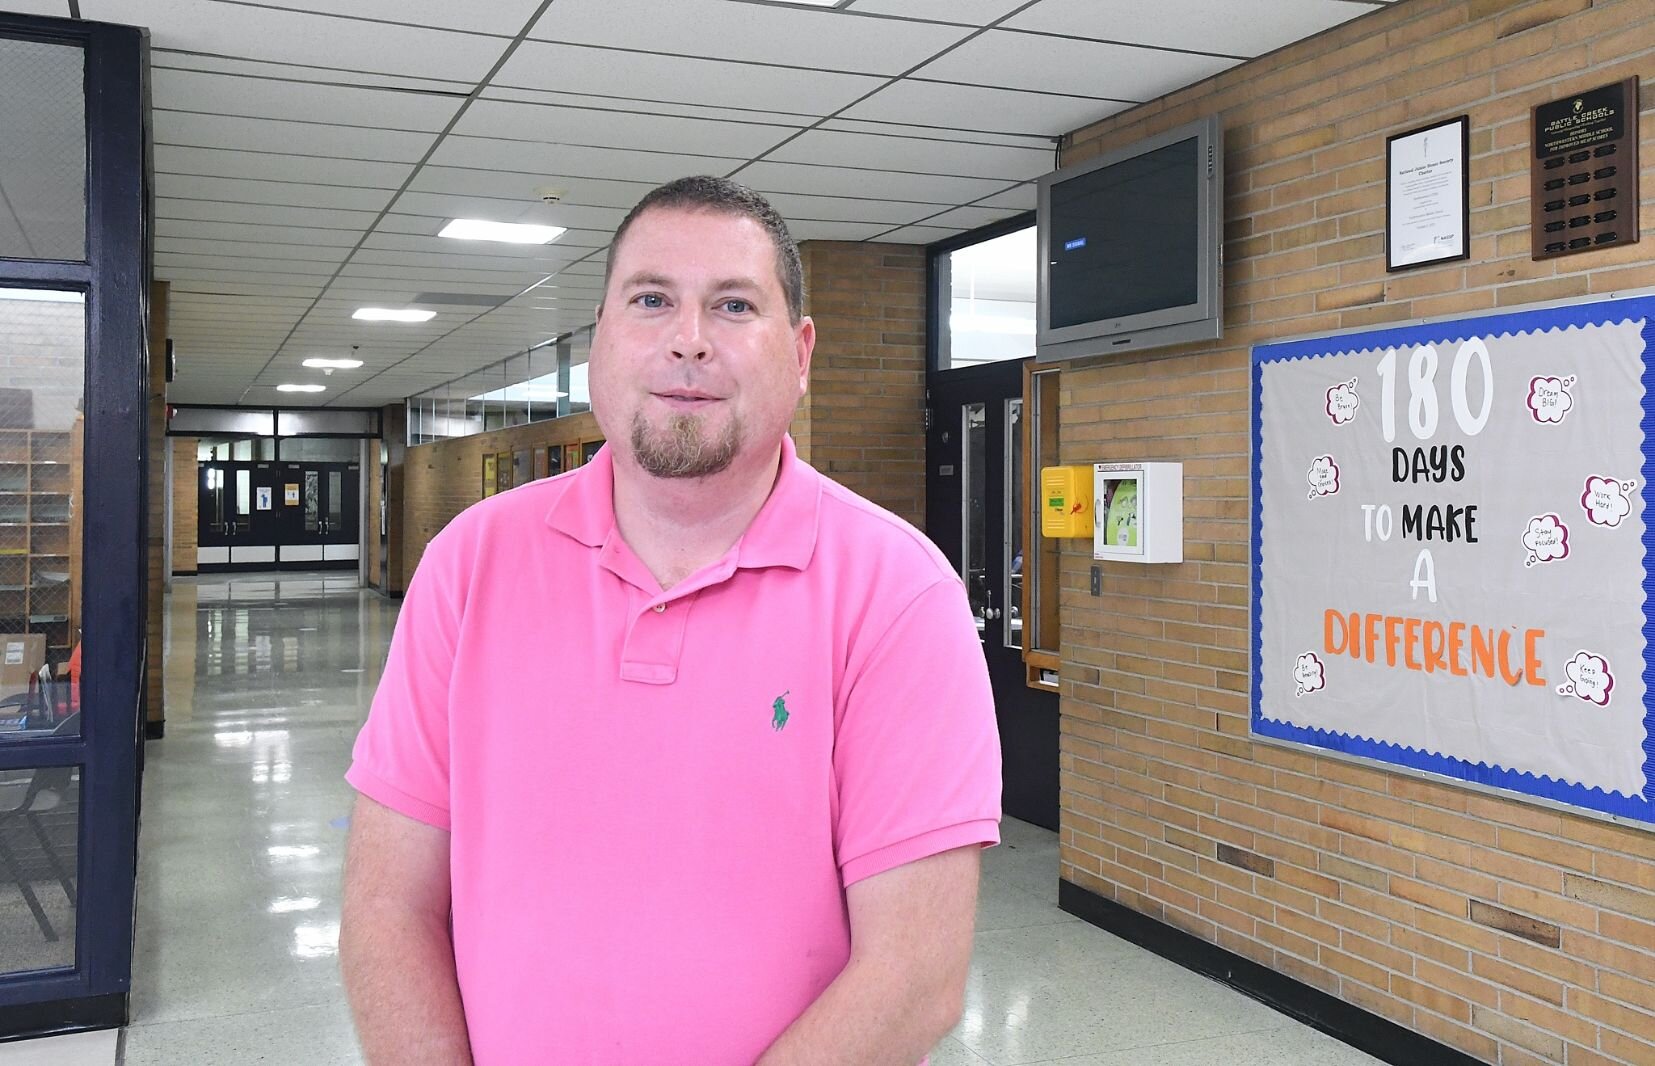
(603, 175), (806, 324)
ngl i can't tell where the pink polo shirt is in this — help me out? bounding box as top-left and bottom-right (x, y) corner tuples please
(347, 436), (1001, 1065)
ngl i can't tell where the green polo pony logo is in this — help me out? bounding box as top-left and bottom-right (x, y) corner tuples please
(771, 691), (790, 731)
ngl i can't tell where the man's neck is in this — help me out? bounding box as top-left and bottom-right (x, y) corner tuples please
(610, 445), (783, 590)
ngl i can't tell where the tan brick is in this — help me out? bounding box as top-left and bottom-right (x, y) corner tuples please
(1470, 1004), (1565, 1061)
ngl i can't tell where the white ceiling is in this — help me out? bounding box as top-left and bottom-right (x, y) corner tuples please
(22, 0), (1393, 407)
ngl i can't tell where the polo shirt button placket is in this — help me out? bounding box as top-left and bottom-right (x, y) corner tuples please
(653, 603), (666, 613)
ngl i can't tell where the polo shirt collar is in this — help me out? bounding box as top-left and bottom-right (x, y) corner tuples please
(545, 434), (821, 573)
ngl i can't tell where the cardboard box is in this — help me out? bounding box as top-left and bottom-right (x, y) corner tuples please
(0, 633), (46, 701)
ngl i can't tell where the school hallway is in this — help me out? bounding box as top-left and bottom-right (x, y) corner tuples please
(18, 572), (1382, 1065)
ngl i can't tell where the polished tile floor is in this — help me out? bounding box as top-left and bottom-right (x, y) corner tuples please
(13, 572), (1383, 1065)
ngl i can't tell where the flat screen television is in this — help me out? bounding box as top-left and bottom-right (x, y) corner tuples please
(1036, 115), (1223, 362)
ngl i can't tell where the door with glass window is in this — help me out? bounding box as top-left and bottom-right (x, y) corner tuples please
(927, 359), (1059, 830)
(272, 462), (359, 570)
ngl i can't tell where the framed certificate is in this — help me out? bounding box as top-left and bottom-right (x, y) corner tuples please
(1385, 115), (1470, 272)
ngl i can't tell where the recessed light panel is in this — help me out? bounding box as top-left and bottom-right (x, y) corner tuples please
(438, 219), (567, 244)
(303, 358), (364, 369)
(277, 383), (327, 393)
(353, 308), (436, 322)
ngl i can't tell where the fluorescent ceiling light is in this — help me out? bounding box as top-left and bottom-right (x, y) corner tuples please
(766, 0), (852, 6)
(302, 358), (364, 369)
(277, 383), (327, 393)
(439, 219), (567, 244)
(0, 288), (84, 303)
(353, 308), (435, 322)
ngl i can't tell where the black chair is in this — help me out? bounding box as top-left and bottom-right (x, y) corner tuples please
(0, 663), (55, 731)
(0, 712), (80, 942)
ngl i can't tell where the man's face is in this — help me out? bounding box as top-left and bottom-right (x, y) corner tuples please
(589, 207), (813, 480)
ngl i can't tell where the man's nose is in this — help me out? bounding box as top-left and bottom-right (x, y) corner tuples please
(670, 306), (709, 361)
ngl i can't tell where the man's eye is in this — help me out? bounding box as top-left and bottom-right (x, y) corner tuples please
(636, 293), (665, 308)
(722, 299), (751, 314)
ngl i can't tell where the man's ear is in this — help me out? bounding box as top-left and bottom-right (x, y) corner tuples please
(795, 315), (816, 395)
(594, 301), (604, 323)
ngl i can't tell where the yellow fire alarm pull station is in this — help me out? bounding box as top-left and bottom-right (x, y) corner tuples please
(1040, 465), (1094, 538)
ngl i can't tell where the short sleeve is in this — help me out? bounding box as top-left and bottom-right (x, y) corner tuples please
(834, 577), (1002, 886)
(345, 537), (464, 830)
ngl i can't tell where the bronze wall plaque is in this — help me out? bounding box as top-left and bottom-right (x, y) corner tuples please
(1531, 76), (1639, 260)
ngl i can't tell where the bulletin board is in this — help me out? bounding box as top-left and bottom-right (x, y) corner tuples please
(1252, 291), (1655, 827)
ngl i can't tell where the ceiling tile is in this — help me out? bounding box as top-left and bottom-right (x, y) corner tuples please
(156, 197), (378, 231)
(409, 167), (652, 211)
(449, 98), (799, 159)
(737, 161), (1010, 204)
(764, 192), (952, 225)
(868, 223), (964, 244)
(914, 29), (1237, 100)
(157, 219), (362, 247)
(765, 128), (1053, 181)
(153, 111), (438, 164)
(907, 204), (1029, 230)
(481, 85), (818, 125)
(227, 0), (545, 35)
(492, 41), (884, 116)
(1003, 0), (1374, 58)
(1, 1), (70, 14)
(155, 145), (414, 189)
(426, 136), (743, 185)
(842, 79), (1128, 138)
(789, 220), (893, 242)
(80, 0), (507, 82)
(151, 68), (465, 131)
(158, 174), (394, 212)
(152, 53), (470, 94)
(821, 117), (1054, 150)
(977, 183), (1037, 210)
(528, 0), (973, 75)
(845, 0), (1026, 24)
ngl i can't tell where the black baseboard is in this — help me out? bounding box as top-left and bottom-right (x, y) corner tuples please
(144, 719), (164, 739)
(0, 993), (125, 1043)
(170, 569), (196, 577)
(1058, 880), (1485, 1066)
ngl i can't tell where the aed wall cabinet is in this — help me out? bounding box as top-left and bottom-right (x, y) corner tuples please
(1040, 464), (1094, 538)
(1093, 462), (1183, 563)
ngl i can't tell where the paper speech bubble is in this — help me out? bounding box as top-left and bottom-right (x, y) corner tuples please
(1306, 455), (1341, 500)
(1325, 379), (1359, 426)
(1556, 650), (1613, 706)
(1294, 651), (1326, 698)
(1580, 475), (1636, 528)
(1526, 375), (1576, 424)
(1521, 513), (1570, 567)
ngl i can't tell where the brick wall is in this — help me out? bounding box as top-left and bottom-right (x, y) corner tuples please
(797, 242), (928, 528)
(401, 412), (601, 584)
(1053, 1), (1655, 1063)
(399, 240), (928, 580)
(170, 437), (197, 574)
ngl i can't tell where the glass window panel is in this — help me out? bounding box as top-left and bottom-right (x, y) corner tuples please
(235, 469), (250, 517)
(937, 227), (1036, 371)
(279, 437), (357, 463)
(0, 289), (83, 742)
(303, 471), (319, 533)
(328, 471), (342, 528)
(962, 403), (987, 635)
(0, 38), (86, 261)
(1005, 398), (1023, 650)
(0, 761), (79, 973)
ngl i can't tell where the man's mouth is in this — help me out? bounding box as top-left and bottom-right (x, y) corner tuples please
(654, 389), (720, 405)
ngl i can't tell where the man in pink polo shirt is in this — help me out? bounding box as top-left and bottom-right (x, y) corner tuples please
(340, 176), (1001, 1065)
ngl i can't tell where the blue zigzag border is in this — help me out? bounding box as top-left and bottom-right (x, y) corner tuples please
(1250, 295), (1655, 827)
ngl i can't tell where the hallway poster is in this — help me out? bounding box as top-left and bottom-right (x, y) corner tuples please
(1252, 292), (1655, 827)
